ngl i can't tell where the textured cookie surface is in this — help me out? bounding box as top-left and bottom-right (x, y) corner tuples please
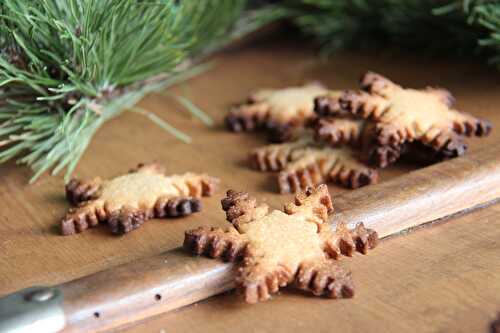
(313, 117), (367, 147)
(249, 133), (378, 193)
(313, 93), (474, 167)
(61, 163), (219, 235)
(226, 83), (336, 142)
(95, 173), (189, 211)
(339, 72), (491, 163)
(184, 185), (378, 303)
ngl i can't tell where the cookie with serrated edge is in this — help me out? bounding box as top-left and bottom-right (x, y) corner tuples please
(226, 83), (339, 142)
(249, 134), (378, 193)
(313, 116), (367, 147)
(184, 185), (378, 303)
(61, 163), (219, 235)
(337, 72), (491, 166)
(311, 115), (466, 167)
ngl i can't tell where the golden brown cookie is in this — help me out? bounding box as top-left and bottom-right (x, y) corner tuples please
(314, 91), (345, 117)
(313, 116), (367, 147)
(249, 134), (378, 193)
(338, 72), (491, 161)
(61, 163), (219, 235)
(312, 116), (466, 167)
(184, 185), (378, 303)
(226, 83), (338, 142)
(357, 121), (468, 167)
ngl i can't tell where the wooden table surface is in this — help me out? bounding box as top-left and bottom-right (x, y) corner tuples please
(1, 38), (499, 333)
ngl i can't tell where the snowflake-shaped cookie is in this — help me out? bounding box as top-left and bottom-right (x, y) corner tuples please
(313, 116), (367, 147)
(339, 72), (491, 158)
(184, 185), (378, 303)
(312, 116), (466, 167)
(249, 134), (378, 193)
(226, 83), (337, 142)
(61, 163), (219, 235)
(362, 122), (469, 167)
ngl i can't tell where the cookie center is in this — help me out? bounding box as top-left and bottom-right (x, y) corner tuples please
(267, 86), (328, 122)
(242, 210), (324, 271)
(101, 173), (180, 210)
(386, 89), (455, 134)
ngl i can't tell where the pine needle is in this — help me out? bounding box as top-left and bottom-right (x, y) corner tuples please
(161, 92), (214, 126)
(278, 0), (500, 64)
(129, 107), (191, 144)
(0, 1), (281, 182)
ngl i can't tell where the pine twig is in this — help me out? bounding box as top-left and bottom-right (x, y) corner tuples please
(278, 0), (500, 64)
(0, 1), (282, 182)
(129, 106), (192, 144)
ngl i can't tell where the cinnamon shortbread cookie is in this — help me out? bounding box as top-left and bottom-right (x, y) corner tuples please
(312, 116), (465, 167)
(184, 185), (378, 303)
(249, 134), (378, 193)
(226, 83), (339, 142)
(61, 163), (219, 235)
(365, 131), (468, 167)
(357, 121), (468, 167)
(337, 72), (491, 166)
(313, 116), (367, 147)
(314, 91), (345, 117)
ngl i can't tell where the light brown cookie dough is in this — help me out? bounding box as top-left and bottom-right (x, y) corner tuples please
(312, 112), (469, 168)
(226, 83), (338, 142)
(313, 116), (367, 147)
(249, 134), (378, 193)
(61, 163), (219, 235)
(339, 72), (491, 156)
(184, 185), (378, 303)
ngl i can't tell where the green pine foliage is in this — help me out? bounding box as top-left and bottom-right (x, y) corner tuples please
(2, 0), (500, 182)
(0, 0), (279, 182)
(278, 0), (500, 63)
(459, 1), (500, 65)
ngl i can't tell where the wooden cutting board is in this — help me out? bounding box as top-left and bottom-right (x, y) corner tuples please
(1, 38), (499, 333)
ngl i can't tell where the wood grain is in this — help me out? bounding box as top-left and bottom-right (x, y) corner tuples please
(1, 38), (500, 332)
(333, 144), (500, 237)
(58, 145), (500, 333)
(60, 249), (236, 333)
(130, 204), (500, 333)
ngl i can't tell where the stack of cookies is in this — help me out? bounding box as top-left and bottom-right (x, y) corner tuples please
(314, 72), (492, 168)
(225, 72), (492, 193)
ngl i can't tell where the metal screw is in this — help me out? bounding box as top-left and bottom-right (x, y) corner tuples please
(26, 288), (55, 302)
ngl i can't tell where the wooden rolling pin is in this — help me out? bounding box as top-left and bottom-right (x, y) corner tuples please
(2, 144), (500, 333)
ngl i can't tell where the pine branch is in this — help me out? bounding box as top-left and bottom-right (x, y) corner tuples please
(278, 0), (500, 62)
(451, 1), (500, 66)
(0, 0), (281, 182)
